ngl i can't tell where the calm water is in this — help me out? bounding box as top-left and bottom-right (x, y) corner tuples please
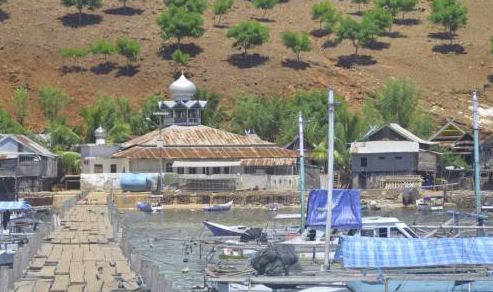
(120, 206), (484, 291)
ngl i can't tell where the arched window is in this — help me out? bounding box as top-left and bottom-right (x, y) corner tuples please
(165, 163), (173, 173)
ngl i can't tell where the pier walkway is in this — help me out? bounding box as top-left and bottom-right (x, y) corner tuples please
(10, 192), (139, 292)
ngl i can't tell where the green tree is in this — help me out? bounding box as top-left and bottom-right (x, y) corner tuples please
(227, 21), (269, 60)
(90, 40), (116, 61)
(60, 0), (102, 26)
(363, 8), (392, 32)
(60, 47), (88, 58)
(281, 30), (312, 61)
(310, 1), (339, 30)
(164, 0), (208, 13)
(400, 0), (418, 18)
(38, 86), (69, 124)
(213, 0), (233, 25)
(58, 151), (81, 174)
(156, 7), (205, 50)
(13, 87), (28, 126)
(107, 122), (132, 143)
(429, 0), (468, 44)
(195, 89), (227, 128)
(48, 124), (80, 151)
(374, 78), (418, 128)
(336, 16), (376, 55)
(0, 105), (24, 134)
(116, 37), (140, 66)
(0, 0), (7, 7)
(252, 0), (277, 18)
(171, 49), (190, 66)
(373, 0), (401, 17)
(351, 0), (370, 14)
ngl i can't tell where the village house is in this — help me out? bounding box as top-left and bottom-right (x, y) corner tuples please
(0, 134), (58, 200)
(80, 74), (317, 191)
(350, 124), (439, 189)
(429, 119), (473, 165)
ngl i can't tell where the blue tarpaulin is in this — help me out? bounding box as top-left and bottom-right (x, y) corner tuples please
(306, 189), (362, 229)
(0, 201), (30, 212)
(339, 235), (493, 268)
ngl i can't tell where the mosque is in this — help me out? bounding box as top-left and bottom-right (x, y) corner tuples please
(80, 74), (319, 191)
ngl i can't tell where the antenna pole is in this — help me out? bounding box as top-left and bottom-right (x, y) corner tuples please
(324, 87), (335, 270)
(472, 91), (484, 235)
(299, 112), (306, 233)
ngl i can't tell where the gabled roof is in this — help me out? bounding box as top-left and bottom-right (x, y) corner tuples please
(283, 135), (316, 151)
(122, 125), (274, 148)
(361, 123), (437, 146)
(0, 134), (56, 158)
(429, 119), (466, 141)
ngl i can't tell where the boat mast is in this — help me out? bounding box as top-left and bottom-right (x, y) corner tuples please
(298, 111), (306, 233)
(472, 91), (484, 235)
(324, 87), (335, 270)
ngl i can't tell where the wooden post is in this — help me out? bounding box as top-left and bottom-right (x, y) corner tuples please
(385, 278), (389, 292)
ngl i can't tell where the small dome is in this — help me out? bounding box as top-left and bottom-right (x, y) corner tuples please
(169, 74), (196, 101)
(94, 125), (107, 139)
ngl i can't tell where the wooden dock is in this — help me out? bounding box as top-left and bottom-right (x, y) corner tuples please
(10, 192), (140, 292)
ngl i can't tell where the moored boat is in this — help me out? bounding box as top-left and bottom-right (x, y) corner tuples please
(203, 201), (233, 212)
(416, 195), (444, 212)
(203, 221), (248, 236)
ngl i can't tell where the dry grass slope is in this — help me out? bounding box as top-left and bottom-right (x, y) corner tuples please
(0, 0), (492, 130)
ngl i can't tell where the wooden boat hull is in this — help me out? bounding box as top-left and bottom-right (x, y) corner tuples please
(348, 280), (493, 292)
(203, 221), (246, 236)
(203, 201), (233, 212)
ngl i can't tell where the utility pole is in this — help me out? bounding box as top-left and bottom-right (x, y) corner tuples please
(324, 87), (336, 270)
(298, 111), (306, 233)
(472, 91), (484, 235)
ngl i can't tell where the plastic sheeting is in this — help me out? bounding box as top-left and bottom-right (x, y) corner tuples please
(306, 189), (362, 229)
(339, 235), (493, 268)
(0, 201), (30, 212)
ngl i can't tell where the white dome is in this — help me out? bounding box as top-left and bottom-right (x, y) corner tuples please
(169, 74), (196, 101)
(94, 125), (107, 139)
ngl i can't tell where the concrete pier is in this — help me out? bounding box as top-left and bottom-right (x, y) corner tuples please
(9, 192), (140, 292)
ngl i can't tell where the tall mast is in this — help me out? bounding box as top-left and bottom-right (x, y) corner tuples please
(472, 91), (484, 235)
(324, 87), (335, 270)
(299, 112), (306, 233)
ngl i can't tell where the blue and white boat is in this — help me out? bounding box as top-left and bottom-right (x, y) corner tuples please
(203, 221), (247, 236)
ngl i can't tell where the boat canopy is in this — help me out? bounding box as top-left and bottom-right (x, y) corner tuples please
(306, 189), (362, 229)
(338, 235), (493, 268)
(0, 201), (30, 213)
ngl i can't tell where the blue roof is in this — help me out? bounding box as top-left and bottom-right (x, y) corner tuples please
(306, 189), (362, 229)
(0, 201), (30, 212)
(338, 236), (493, 268)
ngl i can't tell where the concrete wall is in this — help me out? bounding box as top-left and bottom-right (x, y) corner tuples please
(81, 172), (301, 191)
(82, 157), (129, 174)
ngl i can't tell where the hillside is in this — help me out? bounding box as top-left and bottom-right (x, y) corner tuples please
(0, 0), (492, 131)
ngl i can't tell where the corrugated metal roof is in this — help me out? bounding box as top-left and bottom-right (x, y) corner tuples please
(350, 141), (419, 154)
(361, 124), (437, 146)
(112, 146), (297, 159)
(0, 134), (56, 157)
(122, 125), (273, 148)
(389, 123), (437, 145)
(172, 161), (242, 167)
(240, 158), (297, 166)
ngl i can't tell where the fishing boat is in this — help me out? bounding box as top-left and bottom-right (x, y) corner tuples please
(136, 202), (163, 212)
(203, 201), (233, 212)
(203, 221), (247, 236)
(416, 194), (444, 212)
